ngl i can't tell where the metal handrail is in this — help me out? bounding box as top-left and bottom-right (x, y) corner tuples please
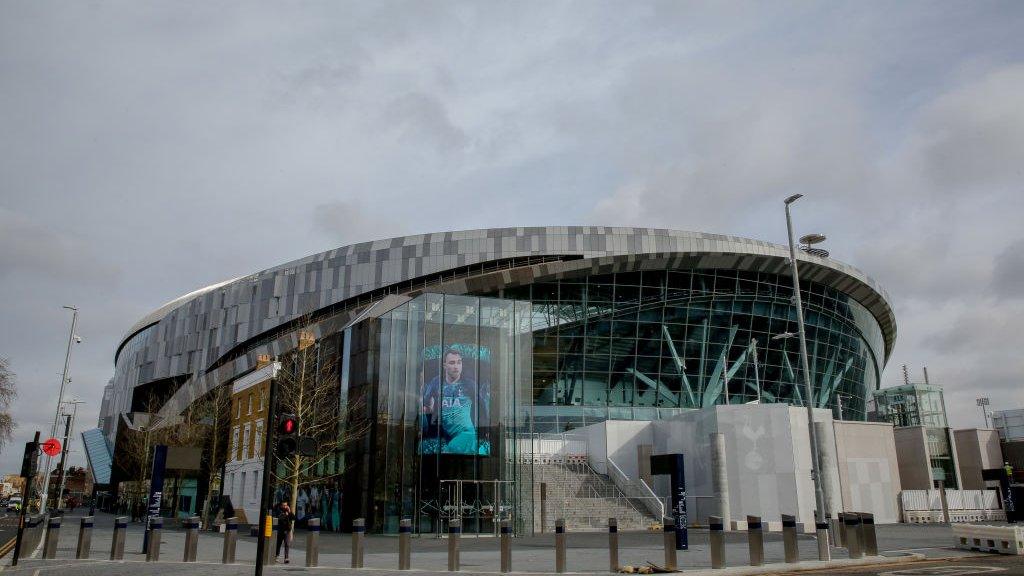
(605, 458), (666, 520)
(637, 478), (667, 519)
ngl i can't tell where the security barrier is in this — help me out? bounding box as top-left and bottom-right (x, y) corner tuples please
(43, 516), (61, 559)
(781, 514), (798, 563)
(816, 518), (831, 561)
(307, 518), (321, 567)
(76, 515), (94, 559)
(448, 519), (461, 572)
(182, 515), (200, 562)
(500, 520), (512, 573)
(952, 524), (1024, 555)
(398, 518), (410, 571)
(554, 518), (566, 573)
(352, 517), (365, 568)
(222, 517), (238, 564)
(746, 515), (764, 566)
(146, 516), (162, 562)
(842, 513), (863, 559)
(110, 516), (127, 560)
(861, 512), (878, 556)
(662, 517), (677, 571)
(709, 515), (725, 569)
(607, 517), (619, 572)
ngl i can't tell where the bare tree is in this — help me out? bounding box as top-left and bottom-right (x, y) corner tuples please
(0, 357), (17, 451)
(273, 331), (370, 517)
(115, 394), (219, 507)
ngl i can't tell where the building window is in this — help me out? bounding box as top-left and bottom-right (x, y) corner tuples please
(254, 421), (264, 455)
(252, 472), (259, 502)
(231, 427), (239, 461)
(242, 424), (251, 459)
(247, 393), (253, 415)
(236, 399), (241, 420)
(259, 386), (266, 411)
(240, 471), (247, 505)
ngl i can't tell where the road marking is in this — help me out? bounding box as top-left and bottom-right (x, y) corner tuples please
(880, 566), (1007, 576)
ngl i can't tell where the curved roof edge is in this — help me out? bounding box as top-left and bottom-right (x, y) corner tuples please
(118, 226), (896, 360)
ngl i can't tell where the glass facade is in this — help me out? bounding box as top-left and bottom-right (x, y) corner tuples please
(872, 383), (957, 487)
(479, 268), (884, 429)
(340, 294), (533, 534)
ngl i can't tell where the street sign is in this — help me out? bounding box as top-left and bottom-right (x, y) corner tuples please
(41, 438), (61, 457)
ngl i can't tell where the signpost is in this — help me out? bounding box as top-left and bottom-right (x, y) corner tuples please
(41, 438), (61, 457)
(650, 453), (688, 550)
(142, 445), (168, 552)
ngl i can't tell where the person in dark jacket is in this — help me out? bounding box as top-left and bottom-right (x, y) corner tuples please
(275, 500), (295, 563)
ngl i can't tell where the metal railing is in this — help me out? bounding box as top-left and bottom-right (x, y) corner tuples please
(543, 496), (665, 531)
(604, 458), (666, 520)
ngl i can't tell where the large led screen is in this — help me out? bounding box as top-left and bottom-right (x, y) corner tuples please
(420, 344), (491, 456)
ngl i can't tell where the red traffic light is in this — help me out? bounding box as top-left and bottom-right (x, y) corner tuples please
(278, 414), (297, 435)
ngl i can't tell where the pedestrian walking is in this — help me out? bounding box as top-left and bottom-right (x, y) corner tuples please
(275, 500), (295, 564)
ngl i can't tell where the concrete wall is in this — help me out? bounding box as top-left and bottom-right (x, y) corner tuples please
(954, 428), (1003, 490)
(579, 404), (903, 528)
(605, 421), (654, 480)
(894, 427), (932, 490)
(650, 404), (834, 530)
(833, 421), (902, 522)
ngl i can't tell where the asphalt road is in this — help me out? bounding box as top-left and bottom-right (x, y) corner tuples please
(0, 512), (19, 554)
(773, 554), (1024, 576)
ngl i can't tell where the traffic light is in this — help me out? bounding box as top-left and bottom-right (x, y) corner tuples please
(278, 413), (297, 435)
(20, 440), (38, 479)
(277, 413), (298, 456)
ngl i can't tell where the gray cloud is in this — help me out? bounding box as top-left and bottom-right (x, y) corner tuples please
(991, 239), (1024, 300)
(2, 1), (1024, 472)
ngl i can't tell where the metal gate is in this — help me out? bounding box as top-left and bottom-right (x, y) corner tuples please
(439, 479), (515, 537)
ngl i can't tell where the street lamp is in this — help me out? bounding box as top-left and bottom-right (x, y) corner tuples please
(784, 194), (830, 560)
(40, 306), (80, 515)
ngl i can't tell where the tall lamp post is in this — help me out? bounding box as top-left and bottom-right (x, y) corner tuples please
(976, 398), (991, 428)
(784, 194), (830, 560)
(40, 305), (80, 515)
(54, 399), (85, 510)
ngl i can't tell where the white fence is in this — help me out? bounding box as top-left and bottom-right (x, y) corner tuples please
(518, 433), (588, 462)
(901, 489), (1005, 523)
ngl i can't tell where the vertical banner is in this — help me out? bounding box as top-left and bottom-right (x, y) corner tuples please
(148, 445), (168, 518)
(650, 453), (688, 550)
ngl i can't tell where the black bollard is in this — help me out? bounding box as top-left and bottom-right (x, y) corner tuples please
(222, 517), (237, 564)
(110, 516), (127, 560)
(43, 516), (61, 559)
(663, 517), (678, 571)
(709, 515), (726, 569)
(76, 516), (94, 559)
(746, 515), (764, 566)
(352, 517), (365, 568)
(448, 519), (461, 572)
(146, 516), (162, 562)
(608, 518), (619, 572)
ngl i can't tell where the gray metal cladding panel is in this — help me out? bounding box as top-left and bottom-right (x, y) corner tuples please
(107, 227), (896, 430)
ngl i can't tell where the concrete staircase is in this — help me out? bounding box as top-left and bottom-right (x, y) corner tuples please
(533, 461), (661, 532)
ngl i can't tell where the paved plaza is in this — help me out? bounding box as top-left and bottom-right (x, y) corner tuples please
(0, 512), (988, 575)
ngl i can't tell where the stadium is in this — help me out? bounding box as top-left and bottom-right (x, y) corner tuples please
(101, 227), (895, 533)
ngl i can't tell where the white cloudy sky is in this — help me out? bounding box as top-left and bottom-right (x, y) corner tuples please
(1, 1), (1023, 474)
